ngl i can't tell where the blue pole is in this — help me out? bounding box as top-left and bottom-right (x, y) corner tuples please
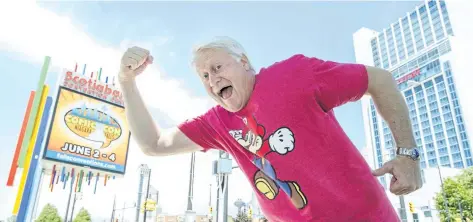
(17, 96), (53, 222)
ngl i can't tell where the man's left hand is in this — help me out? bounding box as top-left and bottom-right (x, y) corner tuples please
(372, 156), (423, 195)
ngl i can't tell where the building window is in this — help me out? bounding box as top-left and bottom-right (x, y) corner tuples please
(394, 23), (406, 61)
(467, 159), (473, 167)
(429, 1), (445, 41)
(421, 170), (426, 183)
(386, 28), (397, 65)
(420, 5), (434, 46)
(410, 11), (424, 51)
(440, 1), (454, 35)
(371, 38), (381, 67)
(379, 33), (389, 69)
(402, 16), (415, 56)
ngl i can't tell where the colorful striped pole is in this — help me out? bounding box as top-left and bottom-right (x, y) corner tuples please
(63, 172), (69, 190)
(6, 91), (35, 186)
(18, 56), (50, 167)
(82, 64), (87, 75)
(94, 173), (99, 194)
(78, 170), (84, 192)
(17, 95), (53, 221)
(49, 165), (56, 191)
(98, 68), (102, 81)
(13, 85), (50, 214)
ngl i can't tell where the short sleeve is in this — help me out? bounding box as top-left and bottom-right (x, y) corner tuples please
(290, 55), (369, 112)
(177, 109), (222, 152)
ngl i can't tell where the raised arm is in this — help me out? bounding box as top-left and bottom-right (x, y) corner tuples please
(118, 46), (203, 156)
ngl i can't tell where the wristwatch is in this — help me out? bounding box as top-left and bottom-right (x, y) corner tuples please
(396, 147), (420, 161)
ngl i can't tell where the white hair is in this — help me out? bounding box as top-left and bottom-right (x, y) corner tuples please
(191, 36), (254, 71)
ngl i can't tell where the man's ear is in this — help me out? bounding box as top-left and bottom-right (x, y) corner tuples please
(240, 54), (250, 71)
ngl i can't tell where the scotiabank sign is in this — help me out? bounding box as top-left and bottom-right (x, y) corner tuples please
(396, 69), (421, 84)
(61, 70), (124, 106)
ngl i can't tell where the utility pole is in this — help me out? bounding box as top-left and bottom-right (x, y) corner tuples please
(136, 164), (150, 222)
(70, 192), (82, 222)
(122, 202), (126, 222)
(209, 183), (212, 220)
(438, 165), (451, 222)
(185, 152), (196, 222)
(216, 183), (220, 222)
(64, 172), (75, 222)
(70, 193), (77, 222)
(399, 195), (407, 222)
(111, 195), (116, 222)
(186, 152), (196, 211)
(215, 150), (231, 222)
(223, 175), (228, 222)
(143, 168), (151, 222)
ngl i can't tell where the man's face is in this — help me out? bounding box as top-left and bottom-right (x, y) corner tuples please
(194, 48), (254, 112)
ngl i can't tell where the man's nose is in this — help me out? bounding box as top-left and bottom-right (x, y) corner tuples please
(208, 74), (220, 87)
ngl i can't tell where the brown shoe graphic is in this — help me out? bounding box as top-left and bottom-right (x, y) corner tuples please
(288, 182), (307, 209)
(254, 170), (279, 199)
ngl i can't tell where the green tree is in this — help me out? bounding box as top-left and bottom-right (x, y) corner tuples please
(6, 215), (17, 222)
(435, 167), (473, 221)
(235, 211), (251, 222)
(73, 208), (92, 222)
(35, 203), (61, 222)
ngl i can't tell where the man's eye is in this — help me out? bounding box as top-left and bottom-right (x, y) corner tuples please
(215, 65), (222, 71)
(203, 73), (209, 79)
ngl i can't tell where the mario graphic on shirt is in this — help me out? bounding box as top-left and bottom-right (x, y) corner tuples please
(229, 115), (307, 209)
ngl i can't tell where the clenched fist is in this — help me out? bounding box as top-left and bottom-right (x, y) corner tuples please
(118, 46), (154, 83)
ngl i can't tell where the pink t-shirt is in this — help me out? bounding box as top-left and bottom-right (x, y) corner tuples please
(179, 55), (399, 222)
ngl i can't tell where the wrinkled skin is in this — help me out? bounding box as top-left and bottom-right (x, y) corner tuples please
(193, 48), (256, 112)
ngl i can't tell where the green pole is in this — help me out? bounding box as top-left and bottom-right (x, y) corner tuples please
(18, 56), (51, 167)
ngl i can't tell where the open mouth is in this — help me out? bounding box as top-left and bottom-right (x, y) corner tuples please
(218, 86), (233, 100)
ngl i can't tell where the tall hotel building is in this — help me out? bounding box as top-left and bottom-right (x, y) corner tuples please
(353, 0), (473, 188)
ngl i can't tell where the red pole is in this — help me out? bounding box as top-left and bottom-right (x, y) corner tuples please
(6, 91), (35, 186)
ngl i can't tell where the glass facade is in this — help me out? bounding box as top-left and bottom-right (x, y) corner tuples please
(369, 0), (454, 69)
(365, 0), (472, 189)
(379, 33), (389, 69)
(369, 58), (472, 189)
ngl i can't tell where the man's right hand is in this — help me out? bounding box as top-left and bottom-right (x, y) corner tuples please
(118, 46), (203, 156)
(118, 46), (154, 83)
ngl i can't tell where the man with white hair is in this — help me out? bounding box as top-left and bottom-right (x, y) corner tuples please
(118, 37), (422, 221)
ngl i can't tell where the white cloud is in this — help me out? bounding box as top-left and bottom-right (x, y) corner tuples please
(0, 1), (251, 220)
(0, 1), (213, 123)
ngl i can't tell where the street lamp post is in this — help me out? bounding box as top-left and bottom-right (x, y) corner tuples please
(143, 168), (152, 222)
(69, 192), (82, 222)
(437, 165), (451, 222)
(136, 164), (151, 222)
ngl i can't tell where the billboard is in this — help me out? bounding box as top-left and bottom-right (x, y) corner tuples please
(43, 86), (130, 174)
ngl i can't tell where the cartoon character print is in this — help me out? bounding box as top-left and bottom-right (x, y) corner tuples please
(229, 115), (307, 209)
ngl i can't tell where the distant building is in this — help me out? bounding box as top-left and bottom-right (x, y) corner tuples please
(354, 0), (473, 188)
(353, 0), (473, 221)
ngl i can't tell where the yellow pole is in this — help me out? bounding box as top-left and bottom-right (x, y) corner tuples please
(13, 85), (49, 214)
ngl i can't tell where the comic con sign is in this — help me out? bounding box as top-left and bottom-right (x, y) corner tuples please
(43, 71), (130, 174)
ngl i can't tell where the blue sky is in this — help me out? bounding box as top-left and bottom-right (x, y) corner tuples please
(0, 1), (421, 220)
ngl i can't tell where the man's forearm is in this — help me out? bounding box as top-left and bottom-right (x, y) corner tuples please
(371, 85), (416, 149)
(120, 80), (161, 153)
